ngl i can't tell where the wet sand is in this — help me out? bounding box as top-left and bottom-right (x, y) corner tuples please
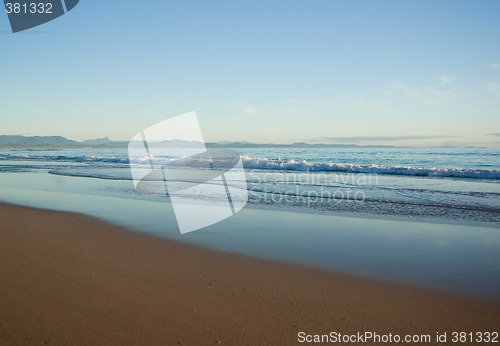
(0, 203), (499, 345)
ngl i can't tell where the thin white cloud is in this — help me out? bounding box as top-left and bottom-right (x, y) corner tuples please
(235, 102), (266, 117)
(436, 75), (457, 85)
(485, 83), (500, 94)
(373, 81), (409, 95)
(287, 97), (302, 104)
(325, 96), (388, 111)
(374, 78), (455, 105)
(482, 62), (499, 69)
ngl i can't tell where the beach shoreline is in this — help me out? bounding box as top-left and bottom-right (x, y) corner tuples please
(1, 203), (499, 345)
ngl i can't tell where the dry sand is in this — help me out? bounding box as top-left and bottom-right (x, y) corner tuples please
(0, 203), (499, 345)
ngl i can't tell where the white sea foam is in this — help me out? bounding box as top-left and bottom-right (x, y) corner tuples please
(240, 156), (500, 180)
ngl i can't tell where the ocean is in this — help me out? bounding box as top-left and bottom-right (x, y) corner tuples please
(1, 146), (499, 298)
(1, 146), (499, 224)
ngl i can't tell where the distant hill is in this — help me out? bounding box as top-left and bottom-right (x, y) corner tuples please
(0, 135), (79, 148)
(0, 135), (128, 149)
(79, 137), (129, 148)
(0, 135), (396, 149)
(206, 141), (388, 148)
(80, 137), (113, 146)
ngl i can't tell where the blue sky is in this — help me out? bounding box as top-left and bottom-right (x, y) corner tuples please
(1, 1), (499, 146)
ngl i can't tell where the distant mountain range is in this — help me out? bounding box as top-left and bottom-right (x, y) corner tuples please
(0, 135), (129, 149)
(0, 135), (394, 149)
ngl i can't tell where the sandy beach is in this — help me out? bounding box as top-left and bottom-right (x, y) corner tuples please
(0, 203), (499, 345)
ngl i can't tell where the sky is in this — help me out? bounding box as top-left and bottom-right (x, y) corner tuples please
(1, 1), (500, 146)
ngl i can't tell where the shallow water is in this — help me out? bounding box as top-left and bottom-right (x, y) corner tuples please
(0, 170), (499, 299)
